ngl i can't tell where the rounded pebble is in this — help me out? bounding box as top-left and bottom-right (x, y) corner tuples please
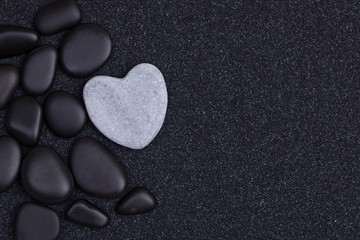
(0, 64), (19, 109)
(16, 203), (59, 240)
(116, 187), (156, 215)
(35, 0), (81, 35)
(21, 146), (74, 204)
(45, 91), (86, 138)
(70, 137), (127, 198)
(60, 23), (112, 77)
(0, 26), (39, 58)
(21, 45), (57, 96)
(7, 96), (43, 146)
(67, 199), (110, 228)
(0, 136), (21, 192)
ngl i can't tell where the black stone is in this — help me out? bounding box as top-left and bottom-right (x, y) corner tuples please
(70, 137), (127, 198)
(16, 203), (59, 240)
(22, 45), (57, 96)
(7, 96), (43, 146)
(44, 91), (86, 138)
(60, 23), (112, 77)
(116, 187), (156, 215)
(0, 64), (19, 109)
(0, 26), (39, 59)
(21, 146), (74, 204)
(35, 0), (81, 36)
(0, 136), (21, 192)
(67, 200), (110, 228)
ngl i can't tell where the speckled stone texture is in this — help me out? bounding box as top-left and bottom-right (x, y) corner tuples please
(84, 63), (168, 149)
(0, 1), (359, 240)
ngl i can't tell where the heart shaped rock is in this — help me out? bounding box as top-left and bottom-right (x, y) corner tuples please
(83, 63), (168, 149)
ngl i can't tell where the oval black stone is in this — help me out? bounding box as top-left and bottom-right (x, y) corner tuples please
(70, 137), (127, 198)
(16, 203), (59, 240)
(21, 146), (74, 204)
(45, 91), (86, 138)
(116, 187), (156, 215)
(60, 23), (112, 77)
(0, 136), (21, 192)
(0, 64), (19, 109)
(7, 96), (43, 146)
(35, 0), (81, 35)
(67, 199), (110, 228)
(22, 45), (57, 96)
(0, 26), (39, 58)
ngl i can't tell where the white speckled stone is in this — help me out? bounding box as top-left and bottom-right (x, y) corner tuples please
(83, 63), (168, 150)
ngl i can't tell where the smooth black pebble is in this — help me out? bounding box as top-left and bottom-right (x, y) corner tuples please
(0, 26), (39, 58)
(60, 23), (112, 77)
(35, 0), (81, 35)
(7, 96), (43, 146)
(45, 91), (86, 138)
(70, 137), (127, 198)
(0, 136), (21, 192)
(22, 45), (57, 96)
(16, 203), (59, 240)
(21, 146), (74, 204)
(116, 187), (156, 215)
(0, 64), (19, 109)
(67, 199), (110, 228)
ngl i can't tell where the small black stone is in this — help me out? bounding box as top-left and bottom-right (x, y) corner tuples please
(70, 137), (127, 198)
(116, 187), (156, 215)
(0, 26), (39, 59)
(0, 64), (19, 109)
(0, 136), (21, 193)
(35, 0), (81, 35)
(22, 45), (57, 96)
(60, 23), (112, 77)
(7, 96), (43, 146)
(45, 91), (86, 138)
(16, 203), (59, 240)
(21, 146), (74, 204)
(67, 199), (110, 228)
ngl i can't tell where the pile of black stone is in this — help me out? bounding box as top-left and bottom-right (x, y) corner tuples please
(0, 0), (156, 239)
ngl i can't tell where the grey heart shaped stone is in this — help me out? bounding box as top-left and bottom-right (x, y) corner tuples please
(83, 63), (168, 149)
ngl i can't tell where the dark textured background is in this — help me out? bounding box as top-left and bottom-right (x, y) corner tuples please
(0, 0), (359, 239)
